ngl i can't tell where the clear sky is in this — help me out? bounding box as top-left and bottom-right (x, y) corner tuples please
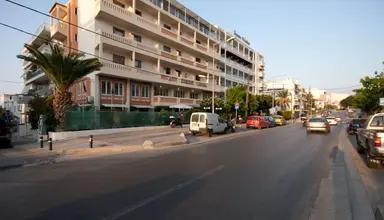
(0, 0), (383, 94)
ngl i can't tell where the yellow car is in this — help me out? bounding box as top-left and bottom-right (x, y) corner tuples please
(273, 115), (286, 126)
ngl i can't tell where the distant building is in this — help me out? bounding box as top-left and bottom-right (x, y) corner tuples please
(2, 94), (33, 124)
(0, 94), (12, 109)
(265, 77), (304, 111)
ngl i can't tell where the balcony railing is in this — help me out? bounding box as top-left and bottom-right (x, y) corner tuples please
(153, 96), (201, 105)
(50, 22), (68, 40)
(25, 69), (44, 81)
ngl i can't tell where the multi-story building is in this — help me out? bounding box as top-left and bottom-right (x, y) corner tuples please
(255, 52), (265, 94)
(0, 94), (12, 109)
(46, 0), (264, 111)
(2, 94), (33, 124)
(20, 23), (53, 97)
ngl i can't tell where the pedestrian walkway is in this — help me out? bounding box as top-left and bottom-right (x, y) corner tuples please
(1, 127), (189, 170)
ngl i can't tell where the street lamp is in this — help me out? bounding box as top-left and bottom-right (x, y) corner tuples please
(211, 36), (236, 113)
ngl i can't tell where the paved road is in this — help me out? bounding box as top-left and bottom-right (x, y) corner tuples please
(0, 123), (343, 220)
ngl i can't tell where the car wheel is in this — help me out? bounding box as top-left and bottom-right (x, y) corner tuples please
(258, 126), (262, 130)
(357, 145), (365, 154)
(224, 127), (228, 134)
(192, 132), (196, 136)
(231, 127), (235, 133)
(365, 148), (377, 169)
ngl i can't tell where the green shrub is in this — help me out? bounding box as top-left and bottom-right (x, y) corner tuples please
(277, 110), (293, 120)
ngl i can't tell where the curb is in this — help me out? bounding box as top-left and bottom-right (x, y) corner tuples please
(341, 131), (375, 220)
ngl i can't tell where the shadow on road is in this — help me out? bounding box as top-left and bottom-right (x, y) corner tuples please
(27, 173), (208, 220)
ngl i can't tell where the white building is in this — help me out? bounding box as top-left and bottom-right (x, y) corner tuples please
(265, 77), (303, 112)
(2, 94), (33, 124)
(330, 93), (350, 107)
(36, 0), (266, 111)
(0, 94), (12, 109)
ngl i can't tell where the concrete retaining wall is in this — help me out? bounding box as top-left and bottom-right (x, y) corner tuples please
(49, 126), (168, 141)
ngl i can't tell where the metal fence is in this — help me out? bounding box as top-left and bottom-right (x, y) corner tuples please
(64, 111), (191, 131)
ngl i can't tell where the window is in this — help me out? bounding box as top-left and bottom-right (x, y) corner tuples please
(164, 67), (171, 75)
(196, 40), (201, 44)
(199, 23), (209, 35)
(226, 65), (232, 74)
(239, 71), (244, 78)
(113, 27), (125, 36)
(135, 10), (142, 16)
(195, 75), (200, 81)
(150, 0), (162, 7)
(74, 34), (77, 41)
(245, 48), (249, 55)
(190, 92), (198, 99)
(163, 24), (171, 30)
(131, 84), (139, 97)
(113, 54), (125, 65)
(18, 104), (22, 112)
(74, 7), (78, 15)
(195, 57), (201, 63)
(141, 86), (149, 97)
(163, 0), (169, 11)
(199, 114), (205, 123)
(101, 81), (112, 95)
(114, 82), (124, 96)
(113, 0), (125, 8)
(191, 114), (199, 122)
(370, 116), (384, 127)
(176, 50), (181, 56)
(133, 34), (141, 42)
(163, 45), (171, 52)
(154, 87), (169, 96)
(170, 4), (185, 21)
(186, 15), (198, 28)
(175, 70), (181, 77)
(173, 91), (185, 98)
(135, 60), (142, 68)
(233, 68), (238, 76)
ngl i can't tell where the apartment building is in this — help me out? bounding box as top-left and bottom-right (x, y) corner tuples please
(1, 94), (33, 124)
(46, 0), (264, 111)
(20, 23), (53, 97)
(265, 78), (303, 111)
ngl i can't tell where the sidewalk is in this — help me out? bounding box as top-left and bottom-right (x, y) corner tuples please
(1, 127), (189, 170)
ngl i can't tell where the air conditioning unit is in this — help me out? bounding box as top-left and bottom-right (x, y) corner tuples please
(86, 96), (94, 104)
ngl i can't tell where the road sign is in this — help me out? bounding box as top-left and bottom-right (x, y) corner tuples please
(235, 102), (240, 110)
(380, 98), (384, 106)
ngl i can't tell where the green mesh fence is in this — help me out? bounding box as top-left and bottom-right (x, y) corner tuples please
(64, 111), (191, 131)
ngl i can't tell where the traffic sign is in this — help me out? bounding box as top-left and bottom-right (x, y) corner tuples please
(235, 102), (240, 110)
(380, 98), (384, 106)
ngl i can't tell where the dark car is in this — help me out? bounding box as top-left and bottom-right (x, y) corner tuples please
(0, 118), (12, 147)
(347, 118), (366, 135)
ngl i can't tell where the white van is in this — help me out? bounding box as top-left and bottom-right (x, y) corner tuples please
(189, 112), (228, 137)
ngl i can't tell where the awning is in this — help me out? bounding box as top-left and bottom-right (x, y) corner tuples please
(131, 105), (155, 109)
(169, 104), (193, 109)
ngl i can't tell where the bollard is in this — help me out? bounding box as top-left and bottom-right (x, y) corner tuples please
(89, 135), (93, 148)
(49, 138), (52, 151)
(40, 136), (43, 148)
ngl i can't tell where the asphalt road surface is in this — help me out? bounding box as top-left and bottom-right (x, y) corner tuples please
(0, 123), (343, 220)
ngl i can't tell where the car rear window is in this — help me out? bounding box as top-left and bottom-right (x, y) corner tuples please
(370, 116), (384, 127)
(191, 114), (199, 122)
(309, 118), (326, 122)
(248, 117), (258, 121)
(199, 114), (206, 123)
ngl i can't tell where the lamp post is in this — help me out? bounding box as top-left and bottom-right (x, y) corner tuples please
(211, 36), (235, 113)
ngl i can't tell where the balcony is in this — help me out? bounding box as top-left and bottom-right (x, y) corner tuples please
(25, 69), (46, 85)
(95, 0), (216, 59)
(50, 22), (67, 41)
(100, 61), (214, 91)
(153, 96), (201, 106)
(196, 44), (207, 52)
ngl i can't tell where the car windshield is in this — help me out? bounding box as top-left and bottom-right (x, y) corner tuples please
(309, 118), (326, 122)
(370, 116), (384, 127)
(248, 117), (258, 121)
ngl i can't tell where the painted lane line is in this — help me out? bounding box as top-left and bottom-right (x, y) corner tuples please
(102, 165), (225, 220)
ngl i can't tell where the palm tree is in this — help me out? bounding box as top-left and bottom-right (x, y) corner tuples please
(17, 42), (102, 130)
(276, 90), (291, 110)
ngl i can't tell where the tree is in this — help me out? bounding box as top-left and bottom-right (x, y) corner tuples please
(304, 92), (315, 111)
(276, 90), (291, 110)
(352, 63), (384, 114)
(17, 42), (102, 130)
(226, 86), (247, 111)
(254, 94), (273, 115)
(324, 104), (338, 110)
(199, 97), (230, 118)
(27, 95), (56, 131)
(340, 95), (354, 108)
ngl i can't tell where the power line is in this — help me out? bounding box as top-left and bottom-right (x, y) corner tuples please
(4, 0), (227, 74)
(319, 84), (361, 91)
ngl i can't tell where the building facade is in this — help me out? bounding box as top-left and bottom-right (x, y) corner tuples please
(1, 94), (33, 124)
(20, 23), (53, 97)
(45, 0), (264, 110)
(264, 77), (303, 111)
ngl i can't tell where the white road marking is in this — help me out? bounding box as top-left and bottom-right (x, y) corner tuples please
(102, 165), (225, 220)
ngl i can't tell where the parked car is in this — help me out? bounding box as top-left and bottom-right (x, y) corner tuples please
(356, 113), (384, 168)
(0, 118), (12, 147)
(273, 115), (286, 126)
(347, 118), (366, 135)
(326, 117), (338, 126)
(246, 116), (269, 129)
(306, 117), (330, 133)
(265, 116), (276, 128)
(189, 112), (229, 137)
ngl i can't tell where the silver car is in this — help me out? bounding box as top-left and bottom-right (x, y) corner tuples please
(306, 117), (331, 133)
